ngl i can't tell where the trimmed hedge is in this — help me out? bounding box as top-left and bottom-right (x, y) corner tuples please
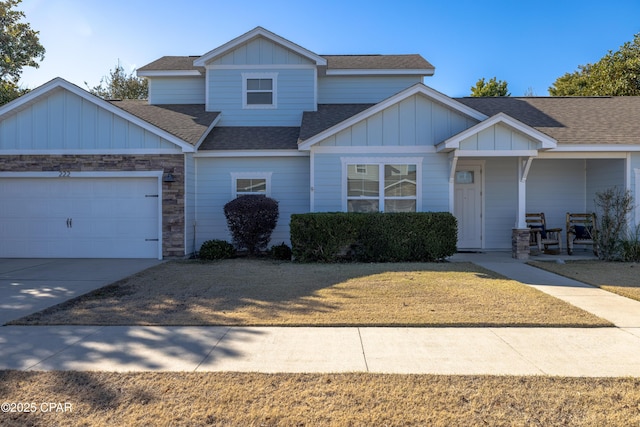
(290, 212), (457, 262)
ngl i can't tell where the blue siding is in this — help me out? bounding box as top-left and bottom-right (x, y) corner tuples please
(632, 154), (640, 228)
(208, 68), (315, 126)
(0, 90), (179, 151)
(311, 152), (449, 213)
(484, 158), (518, 249)
(148, 77), (205, 105)
(527, 159), (588, 239)
(585, 159), (626, 212)
(318, 76), (422, 104)
(212, 37), (314, 66)
(316, 94), (477, 147)
(195, 156), (310, 248)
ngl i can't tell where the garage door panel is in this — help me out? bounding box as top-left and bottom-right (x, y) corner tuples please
(0, 176), (160, 258)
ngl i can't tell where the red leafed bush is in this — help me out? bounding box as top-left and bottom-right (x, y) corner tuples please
(223, 195), (279, 255)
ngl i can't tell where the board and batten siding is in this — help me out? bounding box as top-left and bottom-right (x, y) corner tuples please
(0, 89), (179, 151)
(318, 76), (423, 104)
(458, 123), (538, 151)
(315, 94), (477, 147)
(148, 76), (206, 105)
(195, 156), (310, 248)
(207, 68), (316, 126)
(311, 151), (449, 213)
(211, 37), (315, 66)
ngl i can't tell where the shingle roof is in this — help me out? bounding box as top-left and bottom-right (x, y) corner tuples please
(199, 127), (300, 150)
(138, 54), (433, 74)
(456, 97), (640, 145)
(137, 56), (205, 73)
(109, 100), (219, 145)
(299, 104), (375, 141)
(321, 54), (434, 70)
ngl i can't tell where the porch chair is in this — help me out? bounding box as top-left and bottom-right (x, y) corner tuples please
(525, 212), (562, 254)
(566, 212), (598, 256)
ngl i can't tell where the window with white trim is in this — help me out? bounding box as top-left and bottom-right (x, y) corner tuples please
(346, 163), (417, 213)
(231, 172), (272, 197)
(242, 73), (277, 109)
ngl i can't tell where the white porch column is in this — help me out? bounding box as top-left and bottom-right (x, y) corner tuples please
(515, 157), (533, 228)
(448, 155), (458, 214)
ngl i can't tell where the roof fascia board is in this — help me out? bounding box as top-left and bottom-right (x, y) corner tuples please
(538, 151), (631, 159)
(325, 69), (435, 76)
(137, 70), (202, 77)
(194, 149), (309, 158)
(208, 64), (316, 70)
(298, 83), (487, 150)
(0, 77), (195, 153)
(546, 145), (640, 152)
(194, 27), (327, 67)
(437, 112), (557, 152)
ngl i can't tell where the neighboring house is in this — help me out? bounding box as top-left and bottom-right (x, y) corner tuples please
(1, 26), (640, 259)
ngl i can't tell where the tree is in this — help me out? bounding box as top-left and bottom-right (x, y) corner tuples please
(86, 62), (148, 100)
(0, 80), (27, 104)
(549, 33), (640, 96)
(470, 77), (510, 97)
(0, 0), (45, 104)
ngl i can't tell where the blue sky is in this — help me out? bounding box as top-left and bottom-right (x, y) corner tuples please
(17, 0), (640, 97)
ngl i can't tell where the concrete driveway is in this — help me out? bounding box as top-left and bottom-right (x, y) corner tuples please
(0, 258), (162, 325)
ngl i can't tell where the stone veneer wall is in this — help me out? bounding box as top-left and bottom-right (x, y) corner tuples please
(0, 154), (185, 258)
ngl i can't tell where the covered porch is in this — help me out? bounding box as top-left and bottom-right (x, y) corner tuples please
(437, 113), (629, 257)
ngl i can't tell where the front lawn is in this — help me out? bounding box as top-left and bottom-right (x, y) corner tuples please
(11, 259), (609, 327)
(1, 371), (638, 426)
(529, 260), (640, 302)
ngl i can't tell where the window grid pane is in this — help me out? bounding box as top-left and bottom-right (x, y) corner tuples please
(346, 163), (417, 213)
(237, 178), (266, 194)
(384, 164), (417, 197)
(347, 164), (378, 197)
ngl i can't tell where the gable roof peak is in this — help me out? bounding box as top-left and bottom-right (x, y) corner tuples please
(193, 26), (327, 67)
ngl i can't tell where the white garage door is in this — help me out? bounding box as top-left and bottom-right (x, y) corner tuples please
(0, 176), (160, 258)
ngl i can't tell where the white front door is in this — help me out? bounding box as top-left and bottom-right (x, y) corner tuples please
(454, 165), (482, 249)
(0, 176), (160, 258)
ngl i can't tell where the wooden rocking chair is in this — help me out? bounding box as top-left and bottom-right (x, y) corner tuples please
(526, 213), (562, 254)
(566, 212), (598, 256)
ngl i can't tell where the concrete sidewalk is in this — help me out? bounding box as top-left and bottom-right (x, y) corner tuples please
(1, 325), (640, 376)
(1, 252), (640, 376)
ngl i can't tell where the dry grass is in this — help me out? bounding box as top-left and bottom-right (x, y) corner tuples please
(1, 371), (639, 426)
(529, 260), (640, 302)
(12, 259), (609, 327)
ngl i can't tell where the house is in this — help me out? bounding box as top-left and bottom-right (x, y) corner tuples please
(1, 26), (639, 259)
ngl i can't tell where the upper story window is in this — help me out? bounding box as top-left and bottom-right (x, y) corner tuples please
(242, 73), (278, 109)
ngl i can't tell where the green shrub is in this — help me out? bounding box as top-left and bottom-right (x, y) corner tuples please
(269, 242), (293, 261)
(621, 226), (640, 262)
(290, 212), (457, 262)
(594, 187), (634, 261)
(224, 195), (279, 255)
(199, 239), (235, 260)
